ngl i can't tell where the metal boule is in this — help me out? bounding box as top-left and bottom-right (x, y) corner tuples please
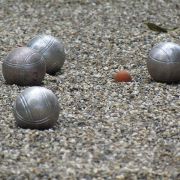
(27, 34), (65, 75)
(13, 86), (60, 130)
(2, 47), (46, 86)
(147, 42), (180, 83)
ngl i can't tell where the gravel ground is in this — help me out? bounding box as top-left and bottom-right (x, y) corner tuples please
(0, 0), (180, 179)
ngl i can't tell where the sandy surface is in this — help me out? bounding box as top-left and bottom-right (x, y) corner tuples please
(0, 0), (180, 179)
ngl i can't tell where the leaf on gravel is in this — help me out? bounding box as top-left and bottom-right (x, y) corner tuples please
(145, 23), (168, 33)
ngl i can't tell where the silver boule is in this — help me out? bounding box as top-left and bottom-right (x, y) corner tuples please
(27, 34), (65, 75)
(147, 42), (180, 83)
(13, 87), (60, 130)
(2, 47), (46, 86)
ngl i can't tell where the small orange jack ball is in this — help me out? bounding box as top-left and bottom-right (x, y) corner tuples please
(113, 70), (132, 82)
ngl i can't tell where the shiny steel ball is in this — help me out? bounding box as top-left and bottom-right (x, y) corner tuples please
(147, 42), (180, 83)
(13, 87), (60, 130)
(2, 47), (46, 86)
(27, 34), (65, 75)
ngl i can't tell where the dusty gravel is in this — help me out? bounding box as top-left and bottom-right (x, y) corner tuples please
(0, 0), (180, 179)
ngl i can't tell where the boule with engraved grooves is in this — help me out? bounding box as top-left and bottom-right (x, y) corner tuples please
(13, 87), (60, 130)
(2, 47), (46, 86)
(27, 34), (65, 75)
(147, 42), (180, 83)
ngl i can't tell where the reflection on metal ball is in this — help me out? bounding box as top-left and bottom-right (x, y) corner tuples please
(2, 47), (46, 86)
(147, 42), (180, 83)
(27, 34), (65, 75)
(13, 87), (60, 130)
